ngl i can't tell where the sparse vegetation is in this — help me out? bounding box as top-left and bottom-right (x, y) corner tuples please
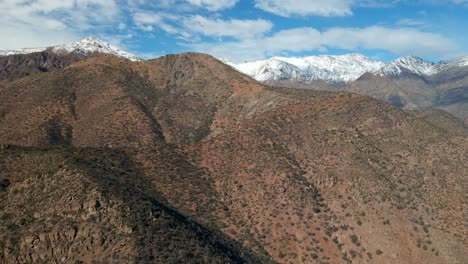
(0, 51), (465, 264)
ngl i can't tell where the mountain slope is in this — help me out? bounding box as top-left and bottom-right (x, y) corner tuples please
(349, 64), (468, 121)
(0, 38), (142, 82)
(0, 52), (466, 264)
(0, 56), (165, 147)
(0, 53), (272, 146)
(194, 87), (467, 264)
(0, 146), (272, 263)
(0, 51), (86, 81)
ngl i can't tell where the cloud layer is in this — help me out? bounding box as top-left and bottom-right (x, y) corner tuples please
(192, 25), (461, 61)
(187, 0), (239, 11)
(0, 0), (119, 49)
(254, 0), (354, 17)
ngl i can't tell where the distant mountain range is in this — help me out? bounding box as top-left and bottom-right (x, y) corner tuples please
(226, 55), (468, 122)
(227, 54), (468, 83)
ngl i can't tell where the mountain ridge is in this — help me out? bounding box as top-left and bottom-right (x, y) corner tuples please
(0, 37), (142, 62)
(229, 54), (468, 83)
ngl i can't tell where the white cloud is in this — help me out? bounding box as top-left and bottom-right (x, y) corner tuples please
(133, 12), (163, 31)
(254, 0), (353, 17)
(131, 14), (272, 40)
(0, 0), (120, 49)
(254, 0), (468, 17)
(133, 12), (163, 25)
(0, 20), (77, 50)
(131, 11), (186, 35)
(184, 15), (273, 39)
(187, 0), (239, 11)
(322, 26), (459, 57)
(191, 26), (462, 62)
(396, 18), (426, 27)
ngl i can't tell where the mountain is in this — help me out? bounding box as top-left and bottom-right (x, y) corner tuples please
(0, 38), (142, 82)
(234, 54), (385, 83)
(230, 54), (468, 122)
(0, 37), (141, 62)
(0, 51), (466, 263)
(230, 54), (467, 84)
(435, 55), (468, 71)
(378, 56), (437, 76)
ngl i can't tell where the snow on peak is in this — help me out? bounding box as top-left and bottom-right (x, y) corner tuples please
(435, 55), (468, 71)
(230, 54), (468, 83)
(0, 37), (142, 61)
(52, 37), (142, 61)
(234, 54), (385, 83)
(453, 55), (468, 67)
(0, 48), (45, 57)
(379, 56), (436, 76)
(255, 58), (304, 81)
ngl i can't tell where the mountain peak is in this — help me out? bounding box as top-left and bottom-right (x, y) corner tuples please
(0, 37), (142, 62)
(234, 53), (385, 83)
(52, 37), (142, 61)
(380, 56), (436, 76)
(436, 55), (468, 71)
(231, 53), (468, 84)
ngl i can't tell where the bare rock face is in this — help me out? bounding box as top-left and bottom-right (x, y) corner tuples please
(0, 52), (466, 263)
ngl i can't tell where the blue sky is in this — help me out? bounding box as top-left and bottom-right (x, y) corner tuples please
(0, 0), (467, 62)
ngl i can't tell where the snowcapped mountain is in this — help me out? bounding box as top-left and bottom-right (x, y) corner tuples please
(434, 55), (468, 71)
(249, 58), (305, 81)
(379, 56), (436, 76)
(0, 38), (142, 62)
(229, 54), (468, 83)
(234, 54), (384, 83)
(0, 48), (45, 57)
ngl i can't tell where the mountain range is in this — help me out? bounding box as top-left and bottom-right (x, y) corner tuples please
(228, 54), (468, 83)
(0, 38), (467, 263)
(227, 54), (468, 122)
(0, 38), (142, 62)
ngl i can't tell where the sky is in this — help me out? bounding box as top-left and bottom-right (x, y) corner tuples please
(0, 0), (467, 62)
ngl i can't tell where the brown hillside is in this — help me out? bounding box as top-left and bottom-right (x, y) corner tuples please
(192, 87), (467, 264)
(0, 53), (466, 264)
(0, 145), (272, 263)
(410, 109), (468, 136)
